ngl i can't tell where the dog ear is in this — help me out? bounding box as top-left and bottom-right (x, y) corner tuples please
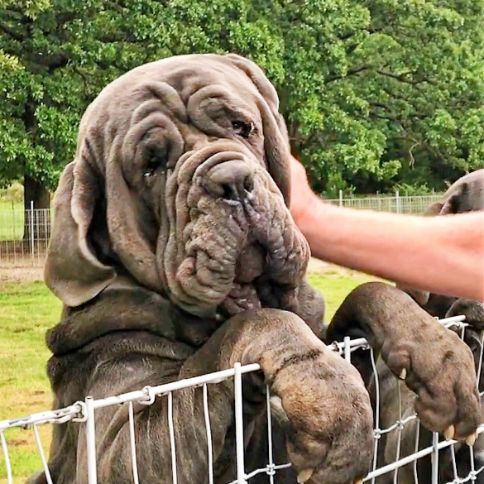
(426, 183), (468, 215)
(103, 138), (163, 293)
(440, 190), (461, 214)
(225, 54), (291, 206)
(44, 159), (116, 307)
(440, 172), (484, 214)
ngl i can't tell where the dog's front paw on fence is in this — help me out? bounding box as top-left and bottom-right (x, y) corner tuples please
(328, 282), (481, 445)
(272, 346), (374, 484)
(218, 308), (374, 483)
(382, 325), (480, 442)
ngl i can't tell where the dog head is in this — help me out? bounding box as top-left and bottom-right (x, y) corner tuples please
(428, 169), (484, 216)
(44, 54), (311, 320)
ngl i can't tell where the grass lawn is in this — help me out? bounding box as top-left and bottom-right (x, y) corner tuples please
(0, 281), (61, 482)
(0, 271), (376, 481)
(0, 201), (24, 241)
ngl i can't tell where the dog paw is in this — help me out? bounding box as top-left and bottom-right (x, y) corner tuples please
(272, 346), (373, 484)
(381, 324), (480, 441)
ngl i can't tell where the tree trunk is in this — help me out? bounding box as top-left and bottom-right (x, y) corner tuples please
(23, 175), (51, 243)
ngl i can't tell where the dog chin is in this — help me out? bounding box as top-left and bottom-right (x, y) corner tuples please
(173, 241), (300, 320)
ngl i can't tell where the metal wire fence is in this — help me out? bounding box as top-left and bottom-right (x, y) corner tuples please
(0, 315), (482, 483)
(0, 193), (442, 268)
(0, 203), (51, 268)
(326, 191), (442, 214)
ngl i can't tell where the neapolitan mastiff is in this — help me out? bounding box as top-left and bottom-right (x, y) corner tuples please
(35, 55), (480, 484)
(329, 170), (484, 482)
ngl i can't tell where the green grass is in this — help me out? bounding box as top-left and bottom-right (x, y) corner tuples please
(308, 270), (377, 320)
(0, 201), (24, 241)
(0, 272), (375, 481)
(0, 282), (61, 482)
(0, 282), (60, 418)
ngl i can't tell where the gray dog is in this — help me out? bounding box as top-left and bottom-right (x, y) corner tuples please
(35, 55), (479, 484)
(328, 171), (484, 482)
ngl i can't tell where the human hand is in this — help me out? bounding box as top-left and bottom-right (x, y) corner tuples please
(289, 156), (318, 227)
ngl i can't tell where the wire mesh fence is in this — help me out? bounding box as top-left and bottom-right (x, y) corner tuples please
(0, 193), (442, 268)
(0, 315), (482, 483)
(0, 204), (51, 268)
(326, 191), (442, 214)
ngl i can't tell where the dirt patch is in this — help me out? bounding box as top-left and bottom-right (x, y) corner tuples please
(9, 438), (29, 447)
(307, 257), (331, 273)
(0, 266), (44, 283)
(307, 258), (376, 278)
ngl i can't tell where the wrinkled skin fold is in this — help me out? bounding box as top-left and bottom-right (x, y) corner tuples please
(162, 143), (309, 317)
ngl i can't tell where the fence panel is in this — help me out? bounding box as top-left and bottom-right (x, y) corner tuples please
(0, 206), (51, 268)
(326, 193), (442, 214)
(1, 315), (482, 483)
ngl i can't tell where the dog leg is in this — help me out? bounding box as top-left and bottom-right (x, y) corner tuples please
(327, 282), (480, 442)
(181, 308), (374, 484)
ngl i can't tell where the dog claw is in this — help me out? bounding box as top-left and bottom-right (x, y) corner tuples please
(466, 432), (477, 447)
(444, 425), (455, 441)
(399, 368), (407, 380)
(297, 468), (314, 483)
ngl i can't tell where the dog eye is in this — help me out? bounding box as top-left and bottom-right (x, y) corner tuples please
(143, 149), (168, 178)
(232, 120), (253, 139)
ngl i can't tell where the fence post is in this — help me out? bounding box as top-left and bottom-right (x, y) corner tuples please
(431, 432), (439, 484)
(29, 201), (35, 263)
(339, 190), (343, 207)
(0, 431), (13, 484)
(343, 336), (351, 362)
(395, 190), (401, 213)
(85, 396), (98, 484)
(234, 363), (246, 483)
(11, 201), (16, 240)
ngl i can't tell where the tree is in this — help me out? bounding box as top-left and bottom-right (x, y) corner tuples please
(265, 0), (483, 194)
(0, 0), (482, 209)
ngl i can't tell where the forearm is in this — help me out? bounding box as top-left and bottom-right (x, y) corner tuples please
(296, 195), (484, 300)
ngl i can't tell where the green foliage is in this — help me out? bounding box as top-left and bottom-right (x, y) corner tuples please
(276, 0), (484, 194)
(0, 0), (482, 195)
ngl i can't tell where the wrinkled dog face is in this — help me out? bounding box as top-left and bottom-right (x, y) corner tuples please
(46, 54), (309, 318)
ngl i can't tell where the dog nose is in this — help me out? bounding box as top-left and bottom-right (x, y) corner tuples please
(204, 161), (254, 201)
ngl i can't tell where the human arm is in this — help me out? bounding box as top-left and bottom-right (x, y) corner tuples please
(289, 158), (484, 301)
